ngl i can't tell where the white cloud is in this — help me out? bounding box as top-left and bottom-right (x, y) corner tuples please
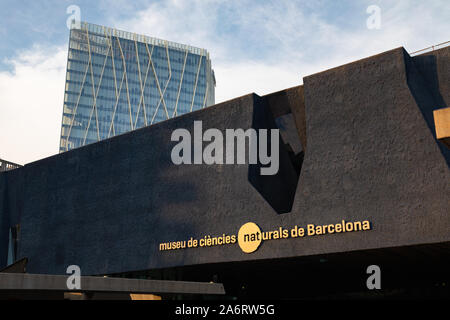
(214, 61), (301, 102)
(0, 45), (67, 165)
(112, 0), (450, 104)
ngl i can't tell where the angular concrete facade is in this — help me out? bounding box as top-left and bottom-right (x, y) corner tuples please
(0, 47), (449, 281)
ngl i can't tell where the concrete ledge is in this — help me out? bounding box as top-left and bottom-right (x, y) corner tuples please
(0, 273), (225, 295)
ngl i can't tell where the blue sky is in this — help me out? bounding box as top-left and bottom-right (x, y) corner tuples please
(0, 0), (148, 70)
(0, 0), (449, 164)
(0, 0), (371, 69)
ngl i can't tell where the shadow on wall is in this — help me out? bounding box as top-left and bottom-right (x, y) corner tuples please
(248, 87), (306, 214)
(405, 50), (450, 168)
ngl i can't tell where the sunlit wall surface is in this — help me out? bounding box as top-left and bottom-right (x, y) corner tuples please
(59, 22), (215, 152)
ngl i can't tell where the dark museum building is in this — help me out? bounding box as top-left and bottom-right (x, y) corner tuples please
(0, 46), (449, 299)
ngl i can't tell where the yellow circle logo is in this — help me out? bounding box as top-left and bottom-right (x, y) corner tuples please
(238, 222), (262, 253)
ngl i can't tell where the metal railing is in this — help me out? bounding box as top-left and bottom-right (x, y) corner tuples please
(75, 21), (210, 58)
(410, 41), (450, 56)
(0, 159), (22, 172)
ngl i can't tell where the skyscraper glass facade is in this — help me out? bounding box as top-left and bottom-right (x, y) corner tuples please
(60, 22), (215, 152)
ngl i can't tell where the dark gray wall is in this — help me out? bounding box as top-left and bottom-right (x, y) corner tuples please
(0, 168), (25, 267)
(1, 46), (449, 276)
(0, 173), (7, 267)
(295, 47), (449, 255)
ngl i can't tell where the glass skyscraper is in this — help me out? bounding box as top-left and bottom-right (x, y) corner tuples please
(59, 22), (215, 152)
